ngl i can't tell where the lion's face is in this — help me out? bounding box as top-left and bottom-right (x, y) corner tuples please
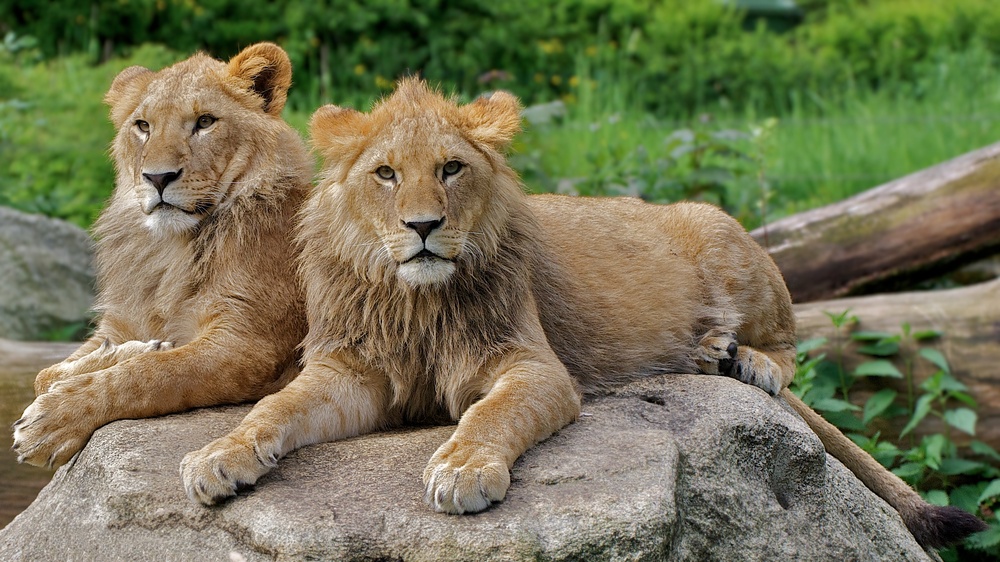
(104, 43), (293, 236)
(336, 112), (496, 287)
(308, 80), (524, 288)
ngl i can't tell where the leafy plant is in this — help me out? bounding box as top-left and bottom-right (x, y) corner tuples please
(791, 310), (1000, 559)
(5, 0), (1000, 117)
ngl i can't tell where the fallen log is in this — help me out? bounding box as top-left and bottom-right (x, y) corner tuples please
(752, 142), (1000, 303)
(793, 278), (1000, 450)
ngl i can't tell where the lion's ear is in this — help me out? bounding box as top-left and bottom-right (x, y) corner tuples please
(459, 91), (523, 151)
(227, 42), (293, 115)
(104, 65), (154, 129)
(310, 104), (370, 166)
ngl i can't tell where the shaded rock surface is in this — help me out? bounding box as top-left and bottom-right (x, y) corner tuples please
(0, 375), (932, 561)
(0, 206), (95, 340)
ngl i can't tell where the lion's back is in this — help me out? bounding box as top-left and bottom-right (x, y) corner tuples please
(527, 194), (793, 390)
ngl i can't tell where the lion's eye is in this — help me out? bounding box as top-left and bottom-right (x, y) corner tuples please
(195, 114), (217, 130)
(442, 160), (463, 178)
(135, 120), (150, 133)
(375, 165), (396, 181)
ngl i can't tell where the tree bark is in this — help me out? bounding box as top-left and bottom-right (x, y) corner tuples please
(752, 141), (1000, 303)
(793, 278), (1000, 450)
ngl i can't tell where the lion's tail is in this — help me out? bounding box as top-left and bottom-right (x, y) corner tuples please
(780, 388), (987, 549)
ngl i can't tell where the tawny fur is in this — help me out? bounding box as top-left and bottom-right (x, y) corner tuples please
(181, 79), (580, 514)
(12, 43), (312, 469)
(180, 79), (984, 547)
(179, 78), (787, 510)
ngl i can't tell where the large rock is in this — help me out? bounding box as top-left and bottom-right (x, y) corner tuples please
(0, 375), (933, 561)
(0, 206), (95, 340)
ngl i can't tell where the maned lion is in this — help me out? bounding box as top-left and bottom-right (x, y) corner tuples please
(12, 43), (312, 469)
(180, 79), (984, 548)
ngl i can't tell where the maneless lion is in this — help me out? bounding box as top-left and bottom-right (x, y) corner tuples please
(180, 78), (984, 548)
(12, 43), (312, 469)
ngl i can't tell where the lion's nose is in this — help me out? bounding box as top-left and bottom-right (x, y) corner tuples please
(143, 169), (183, 196)
(404, 218), (444, 242)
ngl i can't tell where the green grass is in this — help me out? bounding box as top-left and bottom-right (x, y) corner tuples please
(755, 45), (1000, 218)
(2, 45), (999, 233)
(512, 46), (1000, 230)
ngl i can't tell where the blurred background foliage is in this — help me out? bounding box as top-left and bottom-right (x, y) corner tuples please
(5, 0), (1000, 113)
(1, 0), (1000, 230)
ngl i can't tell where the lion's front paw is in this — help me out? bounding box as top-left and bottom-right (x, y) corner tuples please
(696, 331), (738, 376)
(730, 349), (782, 396)
(93, 339), (174, 368)
(180, 434), (278, 506)
(423, 438), (511, 514)
(34, 364), (69, 395)
(12, 384), (97, 468)
(696, 333), (781, 395)
(34, 340), (174, 395)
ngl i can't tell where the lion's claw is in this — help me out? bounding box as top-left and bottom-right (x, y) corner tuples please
(12, 387), (93, 468)
(180, 434), (278, 506)
(423, 439), (510, 514)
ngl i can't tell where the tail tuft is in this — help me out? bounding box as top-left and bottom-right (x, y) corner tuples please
(906, 505), (988, 549)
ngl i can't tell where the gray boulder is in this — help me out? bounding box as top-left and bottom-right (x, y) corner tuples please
(0, 375), (934, 561)
(0, 206), (95, 340)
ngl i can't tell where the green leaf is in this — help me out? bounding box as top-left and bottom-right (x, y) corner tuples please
(965, 522), (1000, 549)
(979, 479), (1000, 504)
(951, 484), (987, 514)
(943, 408), (977, 435)
(912, 329), (943, 341)
(803, 381), (836, 404)
(850, 330), (894, 341)
(856, 340), (900, 357)
(813, 398), (861, 412)
(854, 360), (903, 378)
(892, 462), (925, 479)
(848, 432), (871, 448)
(971, 441), (1000, 463)
(823, 309), (856, 328)
(796, 354), (826, 376)
(923, 434), (946, 470)
(919, 348), (950, 374)
(796, 337), (827, 355)
(901, 394), (934, 437)
(938, 458), (986, 476)
(871, 443), (902, 469)
(823, 410), (867, 432)
(950, 391), (977, 408)
(920, 371), (944, 394)
(939, 373), (969, 393)
(863, 389), (898, 425)
(923, 489), (950, 506)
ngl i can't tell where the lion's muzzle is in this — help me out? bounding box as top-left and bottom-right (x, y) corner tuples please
(143, 169), (183, 196)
